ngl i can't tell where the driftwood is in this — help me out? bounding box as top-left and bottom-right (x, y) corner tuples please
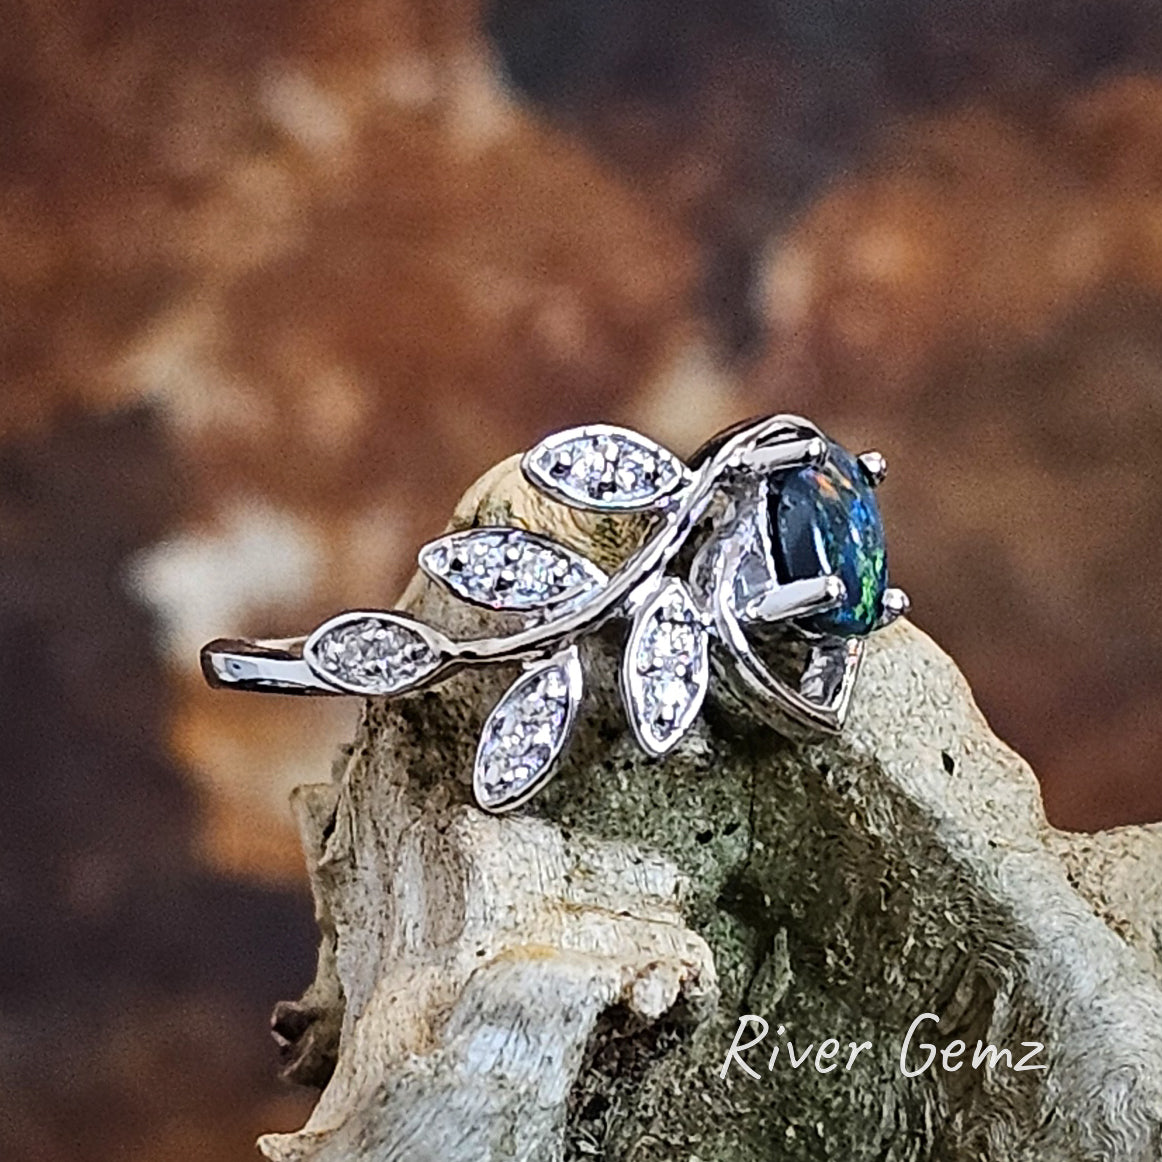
(261, 461), (1162, 1162)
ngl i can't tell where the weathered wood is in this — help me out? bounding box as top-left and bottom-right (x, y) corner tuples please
(260, 464), (1162, 1162)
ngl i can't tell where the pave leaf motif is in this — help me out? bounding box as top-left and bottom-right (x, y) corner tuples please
(474, 648), (582, 811)
(220, 416), (892, 812)
(522, 426), (689, 512)
(419, 528), (606, 612)
(622, 579), (709, 756)
(305, 612), (443, 695)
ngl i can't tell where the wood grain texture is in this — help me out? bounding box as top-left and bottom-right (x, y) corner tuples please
(263, 464), (1162, 1161)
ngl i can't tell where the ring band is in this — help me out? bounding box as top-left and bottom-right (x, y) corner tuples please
(201, 415), (908, 811)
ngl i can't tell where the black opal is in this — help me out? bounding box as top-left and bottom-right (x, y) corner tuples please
(771, 443), (887, 636)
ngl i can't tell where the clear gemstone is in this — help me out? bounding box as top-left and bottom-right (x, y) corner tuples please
(523, 427), (689, 511)
(419, 528), (605, 612)
(474, 649), (581, 810)
(309, 616), (440, 694)
(623, 579), (709, 755)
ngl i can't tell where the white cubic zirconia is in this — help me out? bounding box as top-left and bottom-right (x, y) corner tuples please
(420, 528), (605, 611)
(624, 579), (709, 754)
(524, 427), (688, 511)
(474, 648), (582, 810)
(310, 616), (440, 694)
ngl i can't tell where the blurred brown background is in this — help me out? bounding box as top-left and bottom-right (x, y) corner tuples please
(4, 0), (1162, 1158)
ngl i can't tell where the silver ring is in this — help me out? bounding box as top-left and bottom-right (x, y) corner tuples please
(201, 414), (908, 812)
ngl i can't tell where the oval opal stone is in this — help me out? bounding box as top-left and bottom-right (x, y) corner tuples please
(771, 442), (887, 636)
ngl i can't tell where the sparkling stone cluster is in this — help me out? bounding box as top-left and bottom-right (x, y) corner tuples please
(475, 659), (576, 809)
(629, 583), (708, 752)
(420, 528), (604, 611)
(209, 416), (900, 815)
(525, 429), (687, 510)
(310, 616), (440, 694)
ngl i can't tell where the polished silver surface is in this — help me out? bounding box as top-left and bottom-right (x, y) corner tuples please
(879, 586), (912, 627)
(201, 642), (331, 694)
(735, 434), (828, 475)
(201, 414), (907, 811)
(743, 575), (845, 625)
(858, 450), (888, 487)
(692, 473), (864, 737)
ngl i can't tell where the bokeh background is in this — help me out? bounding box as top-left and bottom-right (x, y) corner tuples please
(5, 0), (1162, 1158)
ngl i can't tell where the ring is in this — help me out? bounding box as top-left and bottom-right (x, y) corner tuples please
(201, 414), (907, 812)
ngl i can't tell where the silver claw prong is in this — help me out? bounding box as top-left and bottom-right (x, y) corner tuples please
(858, 450), (887, 486)
(806, 435), (829, 467)
(879, 587), (910, 626)
(734, 435), (828, 475)
(742, 574), (845, 624)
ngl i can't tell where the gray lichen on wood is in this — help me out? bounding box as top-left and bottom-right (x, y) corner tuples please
(261, 463), (1162, 1162)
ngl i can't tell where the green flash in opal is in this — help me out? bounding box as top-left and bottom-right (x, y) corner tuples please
(771, 443), (888, 636)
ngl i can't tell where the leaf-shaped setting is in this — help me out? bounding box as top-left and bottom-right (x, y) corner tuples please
(474, 646), (583, 812)
(418, 527), (606, 612)
(304, 611), (446, 696)
(522, 424), (691, 512)
(621, 578), (710, 756)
